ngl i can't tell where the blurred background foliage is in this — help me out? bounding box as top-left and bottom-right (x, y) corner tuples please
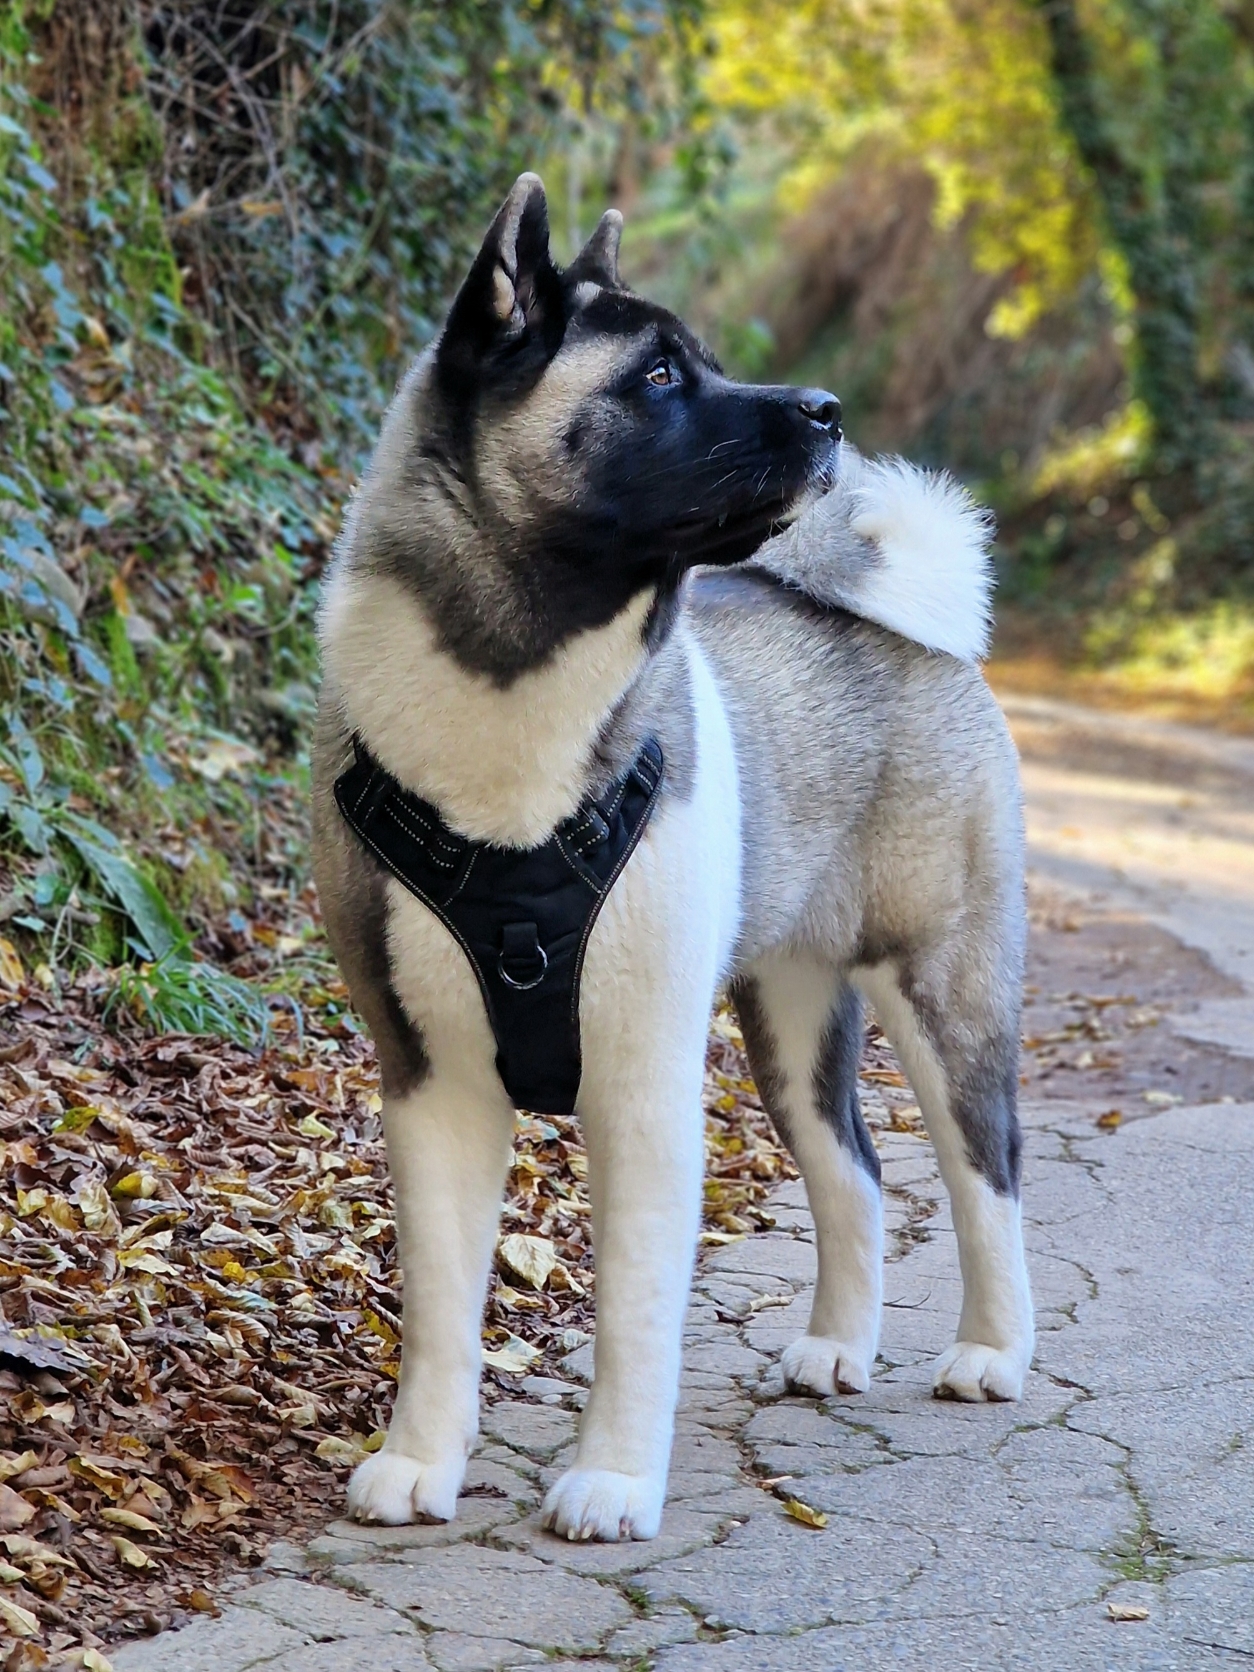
(1, 0), (1253, 1027)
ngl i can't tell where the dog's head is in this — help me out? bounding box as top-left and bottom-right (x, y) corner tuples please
(377, 174), (840, 673)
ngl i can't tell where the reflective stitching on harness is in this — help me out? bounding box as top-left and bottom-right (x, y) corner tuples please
(383, 800), (462, 868)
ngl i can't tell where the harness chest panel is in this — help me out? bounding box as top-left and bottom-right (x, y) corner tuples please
(334, 736), (664, 1117)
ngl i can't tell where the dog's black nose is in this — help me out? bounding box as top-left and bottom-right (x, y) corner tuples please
(798, 389), (842, 435)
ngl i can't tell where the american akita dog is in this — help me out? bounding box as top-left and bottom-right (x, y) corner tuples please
(311, 174), (1033, 1542)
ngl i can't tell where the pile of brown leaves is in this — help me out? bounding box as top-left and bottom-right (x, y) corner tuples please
(0, 946), (802, 1666)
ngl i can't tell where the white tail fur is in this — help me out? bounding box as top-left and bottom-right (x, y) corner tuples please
(754, 447), (995, 664)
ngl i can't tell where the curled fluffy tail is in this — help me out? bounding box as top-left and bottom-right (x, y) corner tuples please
(754, 447), (995, 663)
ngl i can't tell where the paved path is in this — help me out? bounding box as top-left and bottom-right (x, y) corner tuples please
(111, 700), (1254, 1672)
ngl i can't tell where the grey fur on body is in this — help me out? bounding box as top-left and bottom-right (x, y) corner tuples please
(315, 560), (1025, 1191)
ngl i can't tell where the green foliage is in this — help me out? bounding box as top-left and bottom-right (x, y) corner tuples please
(142, 0), (704, 444)
(0, 3), (327, 990)
(0, 0), (710, 1033)
(104, 948), (273, 1046)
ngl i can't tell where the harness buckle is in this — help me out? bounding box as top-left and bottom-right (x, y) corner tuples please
(498, 922), (548, 991)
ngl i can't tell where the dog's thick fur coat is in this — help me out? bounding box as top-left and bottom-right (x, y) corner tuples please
(312, 175), (1033, 1542)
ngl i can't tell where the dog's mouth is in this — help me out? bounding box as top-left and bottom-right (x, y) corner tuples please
(758, 438), (844, 537)
(672, 437), (842, 568)
(811, 436), (843, 495)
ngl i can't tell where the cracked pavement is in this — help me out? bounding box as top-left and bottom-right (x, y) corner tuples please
(111, 699), (1254, 1672)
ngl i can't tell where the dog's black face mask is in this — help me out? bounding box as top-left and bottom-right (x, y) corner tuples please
(426, 173), (840, 668)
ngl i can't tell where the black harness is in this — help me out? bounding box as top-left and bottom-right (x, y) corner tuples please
(334, 735), (664, 1116)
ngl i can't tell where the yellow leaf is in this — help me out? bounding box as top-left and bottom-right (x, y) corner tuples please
(297, 1113), (336, 1140)
(783, 1497), (827, 1529)
(367, 1093), (383, 1113)
(481, 1333), (541, 1374)
(112, 1171), (158, 1200)
(112, 1533), (156, 1568)
(117, 1249), (178, 1276)
(276, 1404), (317, 1428)
(81, 1652), (116, 1672)
(75, 1177), (121, 1234)
(15, 1188), (48, 1218)
(54, 1104), (101, 1133)
(0, 937), (24, 989)
(0, 1453), (39, 1485)
(70, 1457), (129, 1498)
(0, 1592), (39, 1635)
(361, 1309), (400, 1349)
(41, 1191), (79, 1232)
(1, 1533), (73, 1567)
(314, 1431), (383, 1466)
(101, 1506), (163, 1535)
(1096, 1109), (1123, 1130)
(498, 1232), (557, 1290)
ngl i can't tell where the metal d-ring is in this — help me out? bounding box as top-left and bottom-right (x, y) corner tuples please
(498, 942), (548, 991)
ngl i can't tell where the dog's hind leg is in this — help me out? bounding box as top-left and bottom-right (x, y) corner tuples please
(733, 951), (883, 1396)
(856, 962), (1033, 1402)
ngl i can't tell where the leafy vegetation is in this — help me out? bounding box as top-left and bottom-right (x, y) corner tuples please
(0, 0), (701, 1020)
(613, 0), (1254, 716)
(5, 0), (1254, 1021)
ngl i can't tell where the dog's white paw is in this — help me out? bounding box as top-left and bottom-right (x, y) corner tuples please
(347, 1448), (463, 1525)
(782, 1333), (873, 1396)
(932, 1340), (1027, 1402)
(541, 1468), (663, 1542)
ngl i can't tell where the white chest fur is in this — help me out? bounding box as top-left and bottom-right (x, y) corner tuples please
(320, 567), (654, 845)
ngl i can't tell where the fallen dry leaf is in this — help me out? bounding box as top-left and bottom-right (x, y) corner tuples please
(1096, 1109), (1123, 1130)
(313, 1432), (384, 1467)
(0, 1481), (36, 1530)
(498, 1233), (558, 1290)
(1107, 1601), (1150, 1622)
(0, 936), (24, 989)
(482, 1333), (542, 1374)
(0, 1591), (40, 1635)
(111, 1534), (156, 1569)
(101, 1506), (164, 1535)
(0, 791), (905, 1663)
(0, 1451), (39, 1484)
(782, 1497), (828, 1529)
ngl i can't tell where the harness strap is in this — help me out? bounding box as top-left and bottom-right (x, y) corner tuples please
(334, 735), (664, 1116)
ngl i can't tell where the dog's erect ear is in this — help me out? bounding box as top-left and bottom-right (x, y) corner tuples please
(438, 174), (562, 379)
(567, 209), (623, 290)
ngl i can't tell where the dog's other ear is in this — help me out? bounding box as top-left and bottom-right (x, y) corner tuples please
(438, 173), (562, 380)
(567, 209), (623, 290)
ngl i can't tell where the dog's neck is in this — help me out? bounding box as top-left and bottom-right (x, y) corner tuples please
(320, 564), (655, 846)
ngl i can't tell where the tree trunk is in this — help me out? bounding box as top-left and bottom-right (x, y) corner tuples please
(1034, 0), (1203, 472)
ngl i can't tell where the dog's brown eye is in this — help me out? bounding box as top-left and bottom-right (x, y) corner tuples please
(645, 359), (674, 387)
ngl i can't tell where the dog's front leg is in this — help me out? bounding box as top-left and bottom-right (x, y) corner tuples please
(541, 1036), (707, 1541)
(348, 1072), (515, 1525)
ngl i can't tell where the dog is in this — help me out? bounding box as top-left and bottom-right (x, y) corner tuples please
(311, 173), (1033, 1543)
